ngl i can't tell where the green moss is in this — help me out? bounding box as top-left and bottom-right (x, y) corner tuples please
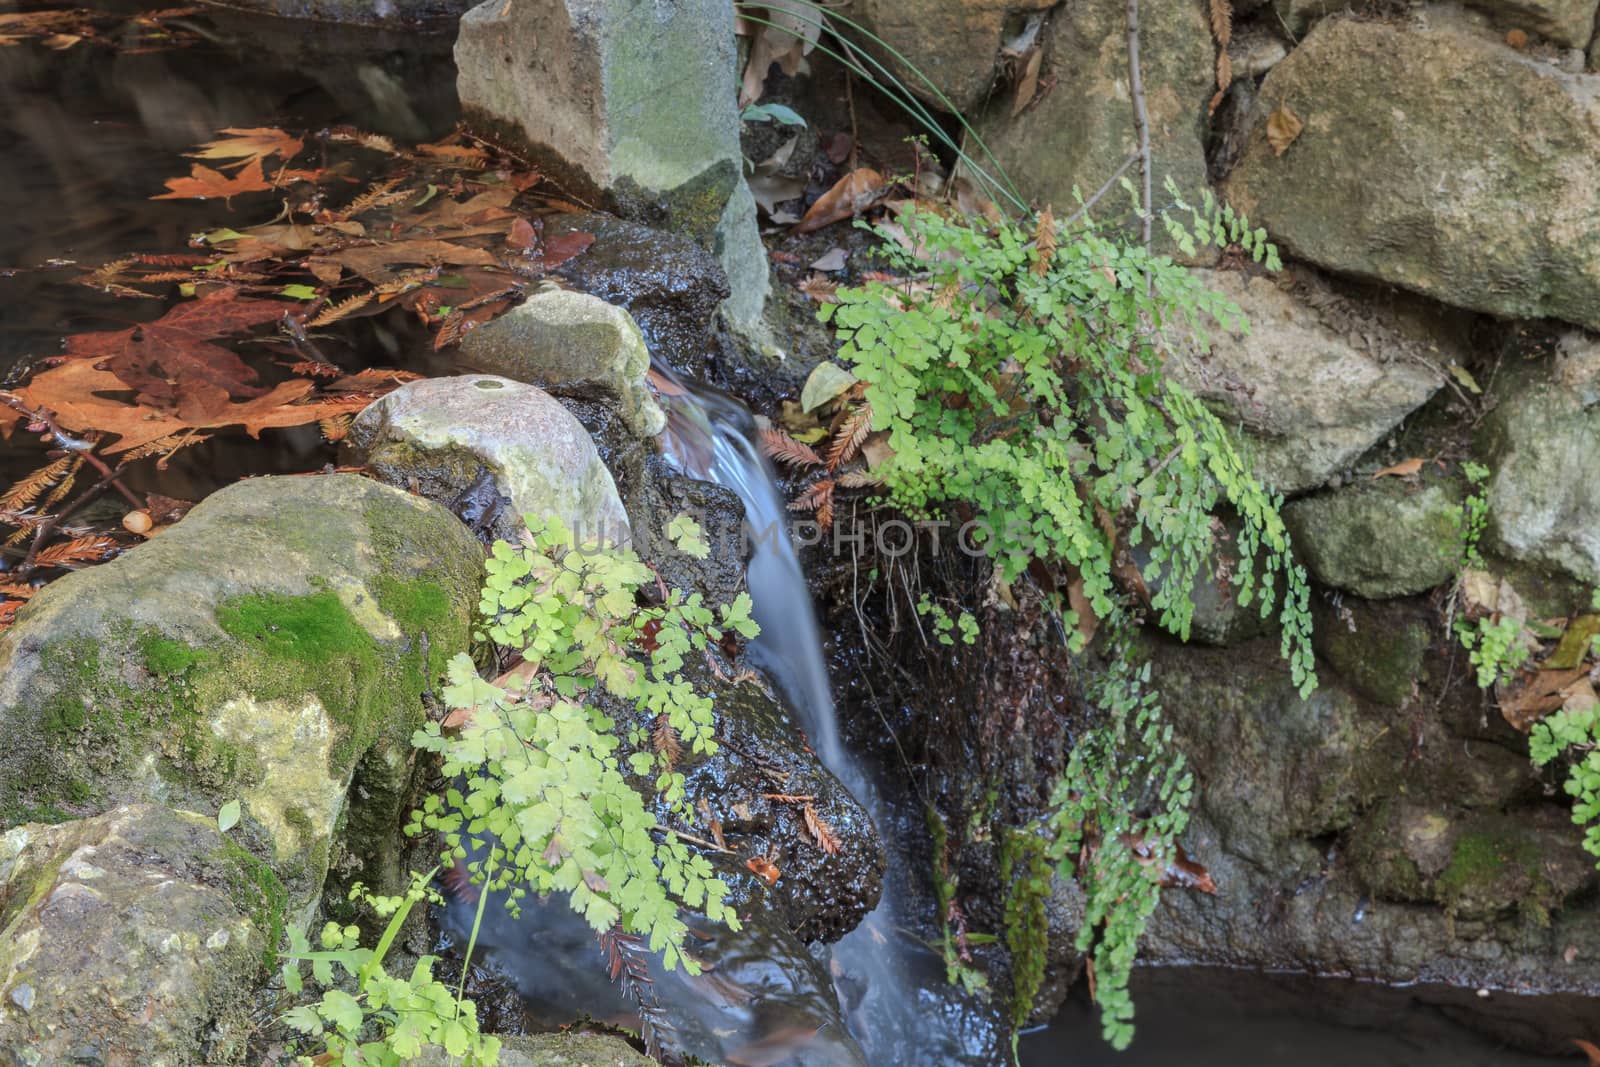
(138, 633), (203, 677)
(216, 837), (289, 971)
(217, 591), (372, 665)
(1436, 829), (1545, 918)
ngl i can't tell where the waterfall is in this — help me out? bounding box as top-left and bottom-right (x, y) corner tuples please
(656, 368), (996, 1066)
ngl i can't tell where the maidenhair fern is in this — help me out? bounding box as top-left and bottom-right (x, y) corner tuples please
(411, 516), (755, 973)
(821, 197), (1313, 1047)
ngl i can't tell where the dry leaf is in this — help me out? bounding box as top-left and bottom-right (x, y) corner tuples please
(802, 804), (841, 855)
(188, 127), (303, 169)
(1372, 457), (1423, 479)
(1498, 667), (1589, 733)
(1010, 46), (1043, 118)
(793, 168), (887, 234)
(759, 427), (823, 469)
(152, 157), (276, 204)
(1266, 105), (1303, 156)
(745, 855), (781, 885)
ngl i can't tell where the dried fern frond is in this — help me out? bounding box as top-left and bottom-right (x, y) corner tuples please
(1216, 50), (1233, 95)
(38, 456), (84, 512)
(1032, 206), (1058, 276)
(789, 478), (835, 528)
(307, 292), (373, 327)
(1209, 0), (1232, 47)
(0, 455), (74, 512)
(327, 368), (422, 392)
(759, 427), (823, 469)
(825, 403), (873, 471)
(838, 469), (884, 488)
(33, 535), (118, 568)
(319, 414), (354, 443)
(324, 126), (399, 155)
(652, 712), (683, 772)
(803, 804), (842, 855)
(0, 582), (36, 599)
(121, 432), (209, 465)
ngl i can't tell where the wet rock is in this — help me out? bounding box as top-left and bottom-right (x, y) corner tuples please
(456, 288), (665, 438)
(349, 375), (631, 546)
(0, 804), (269, 1065)
(636, 471), (749, 610)
(547, 213), (729, 380)
(1168, 268), (1453, 493)
(1479, 348), (1600, 583)
(408, 1031), (655, 1066)
(1461, 0), (1600, 49)
(0, 475), (482, 910)
(454, 0), (768, 331)
(976, 0), (1213, 259)
(1225, 15), (1600, 330)
(1284, 478), (1465, 599)
(197, 0), (471, 27)
(848, 0), (1055, 112)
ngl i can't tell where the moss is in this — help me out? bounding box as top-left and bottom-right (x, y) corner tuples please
(138, 633), (203, 677)
(1436, 829), (1546, 919)
(217, 591), (372, 665)
(215, 837), (289, 971)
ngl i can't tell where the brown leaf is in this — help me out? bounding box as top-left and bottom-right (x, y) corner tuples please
(506, 217), (537, 250)
(1010, 46), (1043, 118)
(1209, 0), (1232, 46)
(0, 455), (74, 512)
(536, 230), (595, 270)
(412, 142), (490, 166)
(1032, 205), (1057, 276)
(652, 712), (683, 770)
(1498, 667), (1590, 733)
(306, 292), (374, 327)
(152, 156), (275, 204)
(33, 535), (119, 569)
(188, 127), (303, 169)
(313, 239), (497, 285)
(62, 290), (288, 408)
(725, 1026), (824, 1067)
(793, 168), (887, 234)
(1372, 457), (1424, 479)
(744, 855), (781, 885)
(1266, 105), (1303, 156)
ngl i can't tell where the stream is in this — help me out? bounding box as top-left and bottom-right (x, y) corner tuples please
(0, 5), (1594, 1064)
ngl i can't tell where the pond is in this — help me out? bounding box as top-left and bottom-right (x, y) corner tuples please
(0, 4), (1592, 1065)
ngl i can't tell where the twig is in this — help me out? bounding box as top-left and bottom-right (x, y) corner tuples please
(1064, 151), (1140, 227)
(1126, 0), (1153, 253)
(655, 826), (734, 854)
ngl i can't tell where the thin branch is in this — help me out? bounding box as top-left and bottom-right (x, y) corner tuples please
(1126, 0), (1153, 252)
(1064, 151), (1140, 227)
(0, 393), (145, 511)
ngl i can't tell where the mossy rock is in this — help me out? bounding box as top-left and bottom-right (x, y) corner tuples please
(0, 474), (483, 912)
(1311, 595), (1432, 707)
(0, 804), (271, 1065)
(1284, 477), (1465, 599)
(408, 1031), (656, 1066)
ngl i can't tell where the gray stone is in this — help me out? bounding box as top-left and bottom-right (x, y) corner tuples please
(975, 0), (1213, 258)
(1461, 0), (1600, 49)
(1169, 268), (1453, 493)
(1284, 479), (1465, 599)
(847, 0), (1055, 112)
(0, 805), (268, 1065)
(457, 288), (664, 438)
(1479, 358), (1600, 583)
(1311, 595), (1432, 708)
(455, 0), (769, 332)
(1225, 15), (1600, 330)
(350, 375), (630, 546)
(408, 1031), (655, 1066)
(0, 475), (482, 911)
(1270, 0), (1333, 39)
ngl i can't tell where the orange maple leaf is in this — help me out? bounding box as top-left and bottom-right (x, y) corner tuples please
(152, 157), (274, 205)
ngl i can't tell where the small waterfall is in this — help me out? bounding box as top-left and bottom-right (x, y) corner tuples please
(656, 368), (994, 1065)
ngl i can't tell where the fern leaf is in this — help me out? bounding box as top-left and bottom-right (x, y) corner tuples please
(0, 456), (74, 512)
(122, 433), (208, 464)
(1215, 50), (1232, 95)
(1209, 0), (1231, 47)
(38, 457), (83, 512)
(1032, 206), (1057, 276)
(825, 403), (873, 471)
(652, 712), (683, 771)
(788, 478), (835, 517)
(838, 469), (884, 488)
(33, 535), (118, 568)
(307, 292), (373, 327)
(803, 804), (842, 855)
(759, 427), (823, 469)
(0, 582), (35, 599)
(319, 414), (354, 443)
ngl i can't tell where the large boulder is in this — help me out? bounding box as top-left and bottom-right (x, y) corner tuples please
(456, 289), (665, 439)
(1461, 0), (1600, 49)
(1170, 268), (1453, 492)
(1224, 14), (1600, 330)
(1284, 478), (1465, 599)
(454, 0), (769, 333)
(977, 0), (1213, 255)
(0, 475), (482, 910)
(1479, 337), (1600, 583)
(349, 375), (631, 546)
(0, 804), (271, 1066)
(847, 0), (1055, 113)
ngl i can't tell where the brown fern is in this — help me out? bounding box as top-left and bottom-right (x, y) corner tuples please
(319, 414), (354, 443)
(0, 583), (35, 600)
(32, 535), (118, 569)
(759, 427), (823, 469)
(1209, 0), (1231, 47)
(837, 469), (884, 488)
(121, 433), (209, 466)
(136, 253), (216, 267)
(789, 479), (835, 528)
(307, 292), (374, 327)
(652, 712), (683, 772)
(1032, 206), (1058, 277)
(340, 176), (406, 221)
(597, 925), (674, 1060)
(825, 403), (873, 472)
(803, 804), (842, 855)
(0, 456), (73, 512)
(37, 456), (83, 512)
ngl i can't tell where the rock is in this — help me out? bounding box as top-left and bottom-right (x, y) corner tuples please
(456, 289), (665, 439)
(0, 804), (270, 1065)
(349, 375), (631, 546)
(1224, 16), (1600, 330)
(455, 0), (769, 333)
(847, 0), (1055, 113)
(197, 0), (471, 26)
(976, 0), (1213, 258)
(1461, 0), (1600, 49)
(1311, 596), (1432, 707)
(1270, 0), (1331, 38)
(0, 475), (482, 910)
(1479, 356), (1600, 583)
(547, 213), (729, 380)
(1169, 268), (1453, 492)
(1284, 478), (1465, 599)
(408, 1031), (655, 1066)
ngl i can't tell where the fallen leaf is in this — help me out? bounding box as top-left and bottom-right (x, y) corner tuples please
(795, 273), (838, 303)
(800, 361), (857, 412)
(1372, 457), (1423, 479)
(536, 229), (595, 270)
(188, 127), (303, 169)
(62, 290), (289, 408)
(1448, 363), (1483, 395)
(152, 157), (275, 204)
(745, 855), (780, 885)
(809, 247), (848, 272)
(793, 168), (887, 234)
(802, 804), (841, 855)
(311, 239), (497, 284)
(1010, 45), (1043, 118)
(725, 1026), (824, 1067)
(1498, 667), (1589, 733)
(1265, 104), (1303, 156)
(749, 173), (806, 215)
(1575, 1038), (1600, 1067)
